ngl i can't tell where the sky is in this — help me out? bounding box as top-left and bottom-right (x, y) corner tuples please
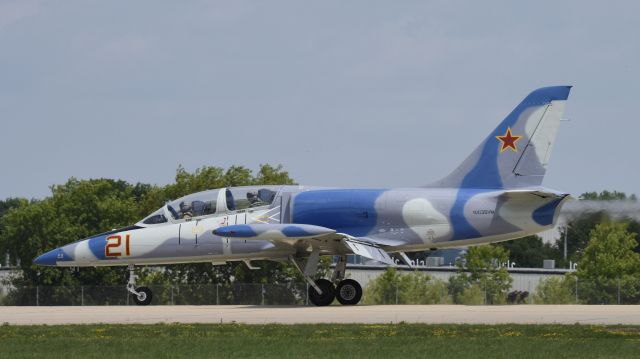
(1, 1), (639, 200)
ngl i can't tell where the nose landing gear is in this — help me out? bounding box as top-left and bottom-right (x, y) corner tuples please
(126, 264), (153, 305)
(133, 287), (153, 305)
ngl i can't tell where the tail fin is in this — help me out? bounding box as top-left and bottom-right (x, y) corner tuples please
(432, 86), (571, 189)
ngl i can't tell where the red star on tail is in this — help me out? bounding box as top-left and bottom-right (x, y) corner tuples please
(496, 127), (522, 153)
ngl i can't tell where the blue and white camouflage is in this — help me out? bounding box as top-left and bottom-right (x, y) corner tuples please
(34, 86), (572, 306)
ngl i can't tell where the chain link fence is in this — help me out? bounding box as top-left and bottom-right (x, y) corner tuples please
(0, 283), (310, 306)
(1, 278), (639, 305)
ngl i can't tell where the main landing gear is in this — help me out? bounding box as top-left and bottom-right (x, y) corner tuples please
(335, 279), (362, 305)
(290, 253), (363, 306)
(127, 264), (152, 305)
(307, 278), (336, 306)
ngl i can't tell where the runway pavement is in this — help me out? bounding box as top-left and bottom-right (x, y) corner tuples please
(1, 305), (640, 325)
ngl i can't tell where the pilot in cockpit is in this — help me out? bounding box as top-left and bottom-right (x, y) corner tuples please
(179, 201), (193, 219)
(246, 191), (265, 207)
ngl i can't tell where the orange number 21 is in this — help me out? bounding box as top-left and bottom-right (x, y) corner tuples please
(105, 234), (131, 257)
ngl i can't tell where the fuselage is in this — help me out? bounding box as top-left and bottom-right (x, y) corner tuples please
(34, 185), (569, 267)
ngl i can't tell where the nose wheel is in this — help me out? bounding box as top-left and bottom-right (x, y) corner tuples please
(126, 265), (153, 306)
(132, 286), (153, 305)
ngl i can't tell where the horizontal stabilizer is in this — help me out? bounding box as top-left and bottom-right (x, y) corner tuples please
(503, 189), (570, 200)
(213, 223), (335, 240)
(343, 239), (395, 265)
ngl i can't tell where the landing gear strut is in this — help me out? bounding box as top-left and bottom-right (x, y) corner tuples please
(127, 264), (152, 305)
(290, 253), (363, 306)
(331, 256), (362, 305)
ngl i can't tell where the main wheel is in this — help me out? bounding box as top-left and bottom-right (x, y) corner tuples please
(308, 279), (335, 306)
(336, 279), (362, 305)
(133, 286), (153, 305)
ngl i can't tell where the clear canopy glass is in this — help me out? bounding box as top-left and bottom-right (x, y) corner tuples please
(139, 186), (281, 225)
(166, 189), (220, 220)
(224, 186), (279, 211)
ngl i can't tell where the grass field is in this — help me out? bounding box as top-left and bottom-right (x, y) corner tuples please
(1, 323), (639, 358)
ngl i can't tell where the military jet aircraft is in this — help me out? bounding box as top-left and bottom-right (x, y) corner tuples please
(35, 86), (572, 306)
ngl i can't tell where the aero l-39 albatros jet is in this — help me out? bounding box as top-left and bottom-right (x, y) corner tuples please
(35, 86), (572, 306)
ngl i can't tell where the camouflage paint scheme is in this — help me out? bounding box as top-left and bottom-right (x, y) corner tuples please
(35, 86), (572, 268)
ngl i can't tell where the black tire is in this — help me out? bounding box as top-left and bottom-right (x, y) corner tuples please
(336, 279), (362, 305)
(133, 286), (153, 305)
(308, 279), (335, 306)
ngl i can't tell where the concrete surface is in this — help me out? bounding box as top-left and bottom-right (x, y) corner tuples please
(1, 305), (640, 325)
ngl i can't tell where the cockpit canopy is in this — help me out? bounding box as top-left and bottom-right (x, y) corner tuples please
(138, 186), (281, 225)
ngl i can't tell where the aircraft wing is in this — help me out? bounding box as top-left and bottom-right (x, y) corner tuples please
(213, 224), (396, 265)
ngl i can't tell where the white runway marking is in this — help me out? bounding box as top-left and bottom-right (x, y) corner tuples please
(1, 305), (639, 325)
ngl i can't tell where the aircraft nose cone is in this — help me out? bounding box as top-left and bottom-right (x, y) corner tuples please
(33, 249), (61, 266)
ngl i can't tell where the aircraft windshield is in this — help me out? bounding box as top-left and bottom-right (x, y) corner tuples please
(225, 186), (279, 211)
(141, 208), (168, 225)
(166, 189), (219, 220)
